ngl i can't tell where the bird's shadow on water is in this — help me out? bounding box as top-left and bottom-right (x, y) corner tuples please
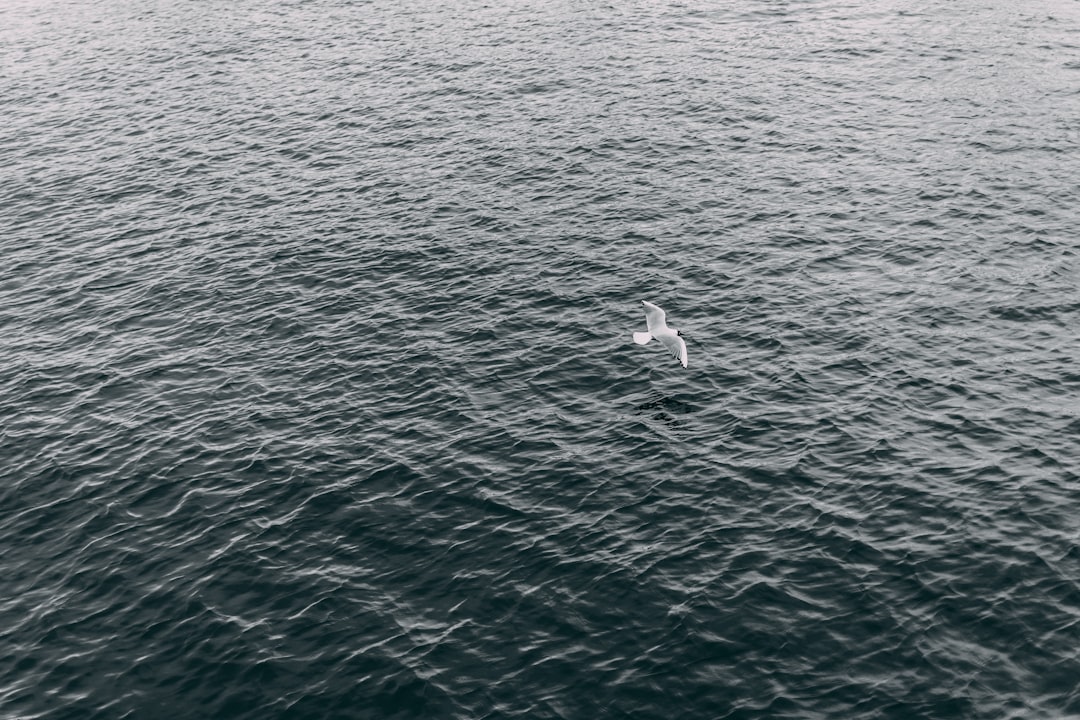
(634, 392), (696, 430)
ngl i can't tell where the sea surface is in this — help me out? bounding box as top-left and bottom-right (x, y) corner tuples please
(2, 0), (1079, 717)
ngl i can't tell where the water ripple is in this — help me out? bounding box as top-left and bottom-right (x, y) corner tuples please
(2, 0), (1080, 718)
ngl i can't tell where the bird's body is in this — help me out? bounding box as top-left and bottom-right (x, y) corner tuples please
(634, 300), (688, 368)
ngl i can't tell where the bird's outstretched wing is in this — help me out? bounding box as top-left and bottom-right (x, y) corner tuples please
(658, 333), (688, 368)
(641, 300), (667, 333)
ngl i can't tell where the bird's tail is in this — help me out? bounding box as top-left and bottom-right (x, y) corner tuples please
(633, 332), (653, 345)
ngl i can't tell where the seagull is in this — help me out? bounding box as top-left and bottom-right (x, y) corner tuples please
(634, 300), (688, 368)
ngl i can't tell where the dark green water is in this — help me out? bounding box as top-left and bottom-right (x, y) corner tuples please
(3, 0), (1079, 717)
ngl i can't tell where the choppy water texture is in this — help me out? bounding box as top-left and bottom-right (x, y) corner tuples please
(3, 0), (1080, 717)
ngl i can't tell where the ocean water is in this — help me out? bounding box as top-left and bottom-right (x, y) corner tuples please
(2, 0), (1079, 717)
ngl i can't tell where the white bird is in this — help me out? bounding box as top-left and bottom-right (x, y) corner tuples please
(634, 300), (688, 368)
